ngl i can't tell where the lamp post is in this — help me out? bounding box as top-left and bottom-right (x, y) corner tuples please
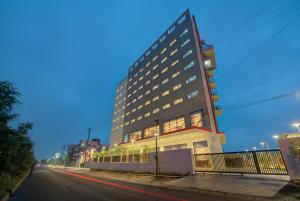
(292, 123), (300, 133)
(154, 120), (159, 179)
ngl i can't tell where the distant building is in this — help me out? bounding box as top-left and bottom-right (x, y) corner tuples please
(109, 10), (225, 154)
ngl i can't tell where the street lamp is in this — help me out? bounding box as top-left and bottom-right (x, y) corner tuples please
(272, 135), (279, 141)
(252, 146), (257, 151)
(292, 123), (300, 133)
(154, 120), (159, 179)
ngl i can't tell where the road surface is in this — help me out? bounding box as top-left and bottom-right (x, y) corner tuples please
(9, 166), (263, 201)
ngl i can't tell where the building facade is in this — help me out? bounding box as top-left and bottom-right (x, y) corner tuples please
(109, 10), (225, 154)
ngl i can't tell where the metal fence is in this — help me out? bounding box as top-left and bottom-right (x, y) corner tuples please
(194, 150), (288, 175)
(92, 153), (150, 163)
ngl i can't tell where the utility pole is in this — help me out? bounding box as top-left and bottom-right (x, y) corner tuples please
(82, 127), (92, 167)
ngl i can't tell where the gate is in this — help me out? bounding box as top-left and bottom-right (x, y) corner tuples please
(194, 150), (288, 175)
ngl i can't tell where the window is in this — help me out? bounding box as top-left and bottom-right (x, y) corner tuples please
(152, 43), (158, 50)
(170, 49), (178, 56)
(173, 84), (182, 91)
(161, 67), (168, 74)
(182, 50), (192, 59)
(133, 89), (137, 94)
(152, 55), (158, 61)
(134, 73), (138, 78)
(124, 134), (129, 142)
(145, 100), (150, 106)
(188, 90), (199, 99)
(153, 74), (159, 80)
(163, 104), (170, 110)
(162, 90), (170, 96)
(139, 68), (144, 73)
(172, 71), (180, 78)
(120, 124), (124, 128)
(171, 60), (179, 67)
(186, 75), (197, 84)
(160, 35), (166, 42)
(129, 77), (133, 82)
(145, 112), (150, 117)
(126, 111), (130, 116)
(153, 108), (159, 114)
(161, 57), (167, 64)
(133, 81), (137, 86)
(144, 125), (159, 138)
(132, 108), (136, 113)
(191, 111), (204, 127)
(152, 84), (159, 91)
(160, 47), (167, 54)
(184, 61), (195, 71)
(138, 94), (143, 100)
(146, 62), (151, 67)
(138, 105), (143, 110)
(153, 96), (159, 102)
(145, 70), (150, 76)
(137, 116), (143, 121)
(204, 60), (211, 68)
(131, 118), (136, 123)
(140, 56), (144, 62)
(169, 39), (177, 46)
(162, 78), (169, 85)
(130, 130), (141, 141)
(138, 85), (143, 90)
(145, 80), (150, 85)
(174, 98), (183, 105)
(145, 90), (151, 95)
(163, 116), (185, 133)
(125, 121), (129, 126)
(180, 29), (188, 38)
(153, 64), (158, 70)
(168, 25), (175, 34)
(139, 76), (144, 81)
(181, 38), (190, 48)
(128, 85), (132, 90)
(164, 144), (187, 151)
(132, 98), (136, 103)
(177, 15), (186, 24)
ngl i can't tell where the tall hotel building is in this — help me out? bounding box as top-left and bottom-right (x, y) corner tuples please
(110, 10), (225, 154)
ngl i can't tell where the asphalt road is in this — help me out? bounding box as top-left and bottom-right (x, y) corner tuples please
(9, 166), (263, 201)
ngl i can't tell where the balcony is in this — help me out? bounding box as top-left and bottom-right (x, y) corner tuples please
(211, 92), (219, 102)
(207, 70), (214, 78)
(209, 79), (216, 89)
(214, 106), (222, 116)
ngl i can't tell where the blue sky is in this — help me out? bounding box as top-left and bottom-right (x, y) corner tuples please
(1, 0), (299, 159)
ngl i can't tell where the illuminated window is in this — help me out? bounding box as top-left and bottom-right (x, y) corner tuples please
(163, 116), (185, 133)
(181, 38), (190, 48)
(204, 60), (211, 68)
(153, 64), (158, 70)
(186, 75), (197, 84)
(162, 90), (170, 96)
(121, 114), (125, 118)
(126, 111), (130, 116)
(129, 77), (133, 82)
(184, 61), (195, 71)
(139, 76), (144, 81)
(161, 67), (168, 74)
(146, 62), (151, 67)
(180, 29), (188, 38)
(133, 81), (137, 86)
(145, 100), (150, 106)
(182, 50), (192, 59)
(146, 70), (150, 76)
(138, 85), (143, 90)
(153, 96), (159, 102)
(138, 104), (143, 110)
(145, 112), (150, 117)
(132, 108), (136, 113)
(169, 39), (177, 46)
(138, 95), (143, 100)
(122, 106), (125, 110)
(162, 78), (169, 85)
(129, 130), (141, 141)
(163, 104), (171, 110)
(160, 47), (167, 54)
(128, 85), (132, 90)
(113, 119), (116, 123)
(133, 89), (137, 94)
(174, 98), (183, 105)
(161, 57), (167, 64)
(134, 73), (138, 78)
(152, 55), (158, 61)
(145, 90), (151, 95)
(120, 124), (124, 128)
(131, 118), (136, 123)
(172, 71), (180, 78)
(132, 98), (136, 103)
(153, 108), (159, 114)
(173, 84), (182, 91)
(191, 111), (204, 127)
(188, 90), (199, 99)
(126, 102), (131, 107)
(139, 68), (144, 73)
(144, 125), (159, 138)
(145, 80), (150, 85)
(153, 74), (159, 80)
(171, 60), (179, 67)
(170, 49), (178, 56)
(152, 84), (159, 91)
(125, 121), (130, 126)
(137, 116), (143, 121)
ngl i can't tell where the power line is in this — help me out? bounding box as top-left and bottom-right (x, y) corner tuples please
(218, 13), (300, 81)
(223, 92), (299, 111)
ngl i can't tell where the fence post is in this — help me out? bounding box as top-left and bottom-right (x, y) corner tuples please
(252, 151), (261, 174)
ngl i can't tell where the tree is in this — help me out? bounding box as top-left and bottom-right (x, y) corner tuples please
(0, 81), (35, 198)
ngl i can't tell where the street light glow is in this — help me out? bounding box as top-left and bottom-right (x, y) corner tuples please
(252, 146), (257, 150)
(260, 142), (265, 145)
(292, 122), (300, 132)
(272, 135), (279, 140)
